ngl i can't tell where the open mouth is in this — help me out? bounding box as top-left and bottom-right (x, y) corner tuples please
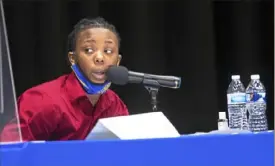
(91, 71), (106, 81)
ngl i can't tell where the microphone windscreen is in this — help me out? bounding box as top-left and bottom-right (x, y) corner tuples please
(106, 66), (129, 85)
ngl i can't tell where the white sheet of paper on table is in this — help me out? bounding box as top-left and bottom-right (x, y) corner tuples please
(85, 112), (180, 140)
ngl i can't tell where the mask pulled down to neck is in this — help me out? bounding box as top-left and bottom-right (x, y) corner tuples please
(71, 64), (111, 95)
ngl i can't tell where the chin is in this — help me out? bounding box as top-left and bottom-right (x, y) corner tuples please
(89, 79), (105, 84)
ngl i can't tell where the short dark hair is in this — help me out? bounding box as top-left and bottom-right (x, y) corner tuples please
(67, 17), (121, 52)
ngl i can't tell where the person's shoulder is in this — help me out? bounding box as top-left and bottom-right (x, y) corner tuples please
(20, 74), (69, 99)
(18, 74), (69, 109)
(104, 89), (127, 108)
(105, 89), (123, 102)
(103, 89), (129, 116)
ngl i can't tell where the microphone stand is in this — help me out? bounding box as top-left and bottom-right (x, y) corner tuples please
(143, 79), (160, 112)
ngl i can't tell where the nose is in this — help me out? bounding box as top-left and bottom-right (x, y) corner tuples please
(94, 51), (104, 65)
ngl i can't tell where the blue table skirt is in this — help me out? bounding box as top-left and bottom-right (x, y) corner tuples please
(0, 131), (273, 166)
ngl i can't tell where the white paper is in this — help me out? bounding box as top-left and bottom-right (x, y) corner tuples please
(86, 112), (180, 140)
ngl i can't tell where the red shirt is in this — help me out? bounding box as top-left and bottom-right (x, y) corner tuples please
(1, 72), (129, 141)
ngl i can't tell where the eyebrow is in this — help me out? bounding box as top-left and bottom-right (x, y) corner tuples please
(83, 39), (96, 43)
(83, 38), (114, 44)
(105, 39), (114, 44)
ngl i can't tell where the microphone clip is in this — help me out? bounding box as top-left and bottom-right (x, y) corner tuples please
(143, 79), (160, 112)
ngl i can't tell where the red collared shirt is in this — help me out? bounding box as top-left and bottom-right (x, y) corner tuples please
(1, 72), (129, 141)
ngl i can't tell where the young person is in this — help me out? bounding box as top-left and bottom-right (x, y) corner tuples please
(1, 17), (129, 141)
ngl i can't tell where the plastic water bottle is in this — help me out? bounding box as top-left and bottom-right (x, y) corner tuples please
(227, 75), (248, 130)
(246, 74), (268, 132)
(218, 112), (229, 130)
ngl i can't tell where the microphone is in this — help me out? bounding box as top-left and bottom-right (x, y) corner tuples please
(106, 66), (181, 89)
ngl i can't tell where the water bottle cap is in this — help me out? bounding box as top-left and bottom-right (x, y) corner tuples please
(251, 74), (260, 80)
(231, 75), (240, 80)
(219, 112), (226, 119)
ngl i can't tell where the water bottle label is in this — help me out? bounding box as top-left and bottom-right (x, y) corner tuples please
(227, 93), (246, 104)
(246, 92), (266, 103)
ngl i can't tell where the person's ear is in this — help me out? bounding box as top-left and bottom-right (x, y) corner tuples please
(68, 51), (76, 65)
(117, 54), (122, 66)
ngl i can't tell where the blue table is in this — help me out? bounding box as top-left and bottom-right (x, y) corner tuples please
(0, 131), (273, 166)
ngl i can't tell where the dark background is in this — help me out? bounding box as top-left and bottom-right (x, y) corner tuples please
(1, 0), (274, 134)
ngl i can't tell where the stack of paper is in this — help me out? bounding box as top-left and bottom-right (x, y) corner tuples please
(86, 112), (180, 140)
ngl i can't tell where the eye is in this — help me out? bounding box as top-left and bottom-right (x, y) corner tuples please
(84, 48), (93, 54)
(104, 49), (113, 54)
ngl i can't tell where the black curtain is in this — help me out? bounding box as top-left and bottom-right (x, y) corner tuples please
(2, 0), (273, 134)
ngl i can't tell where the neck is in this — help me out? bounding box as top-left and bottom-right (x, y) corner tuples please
(87, 94), (101, 106)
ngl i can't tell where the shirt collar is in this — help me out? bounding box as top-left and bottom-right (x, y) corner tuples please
(64, 72), (112, 111)
(65, 72), (87, 101)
